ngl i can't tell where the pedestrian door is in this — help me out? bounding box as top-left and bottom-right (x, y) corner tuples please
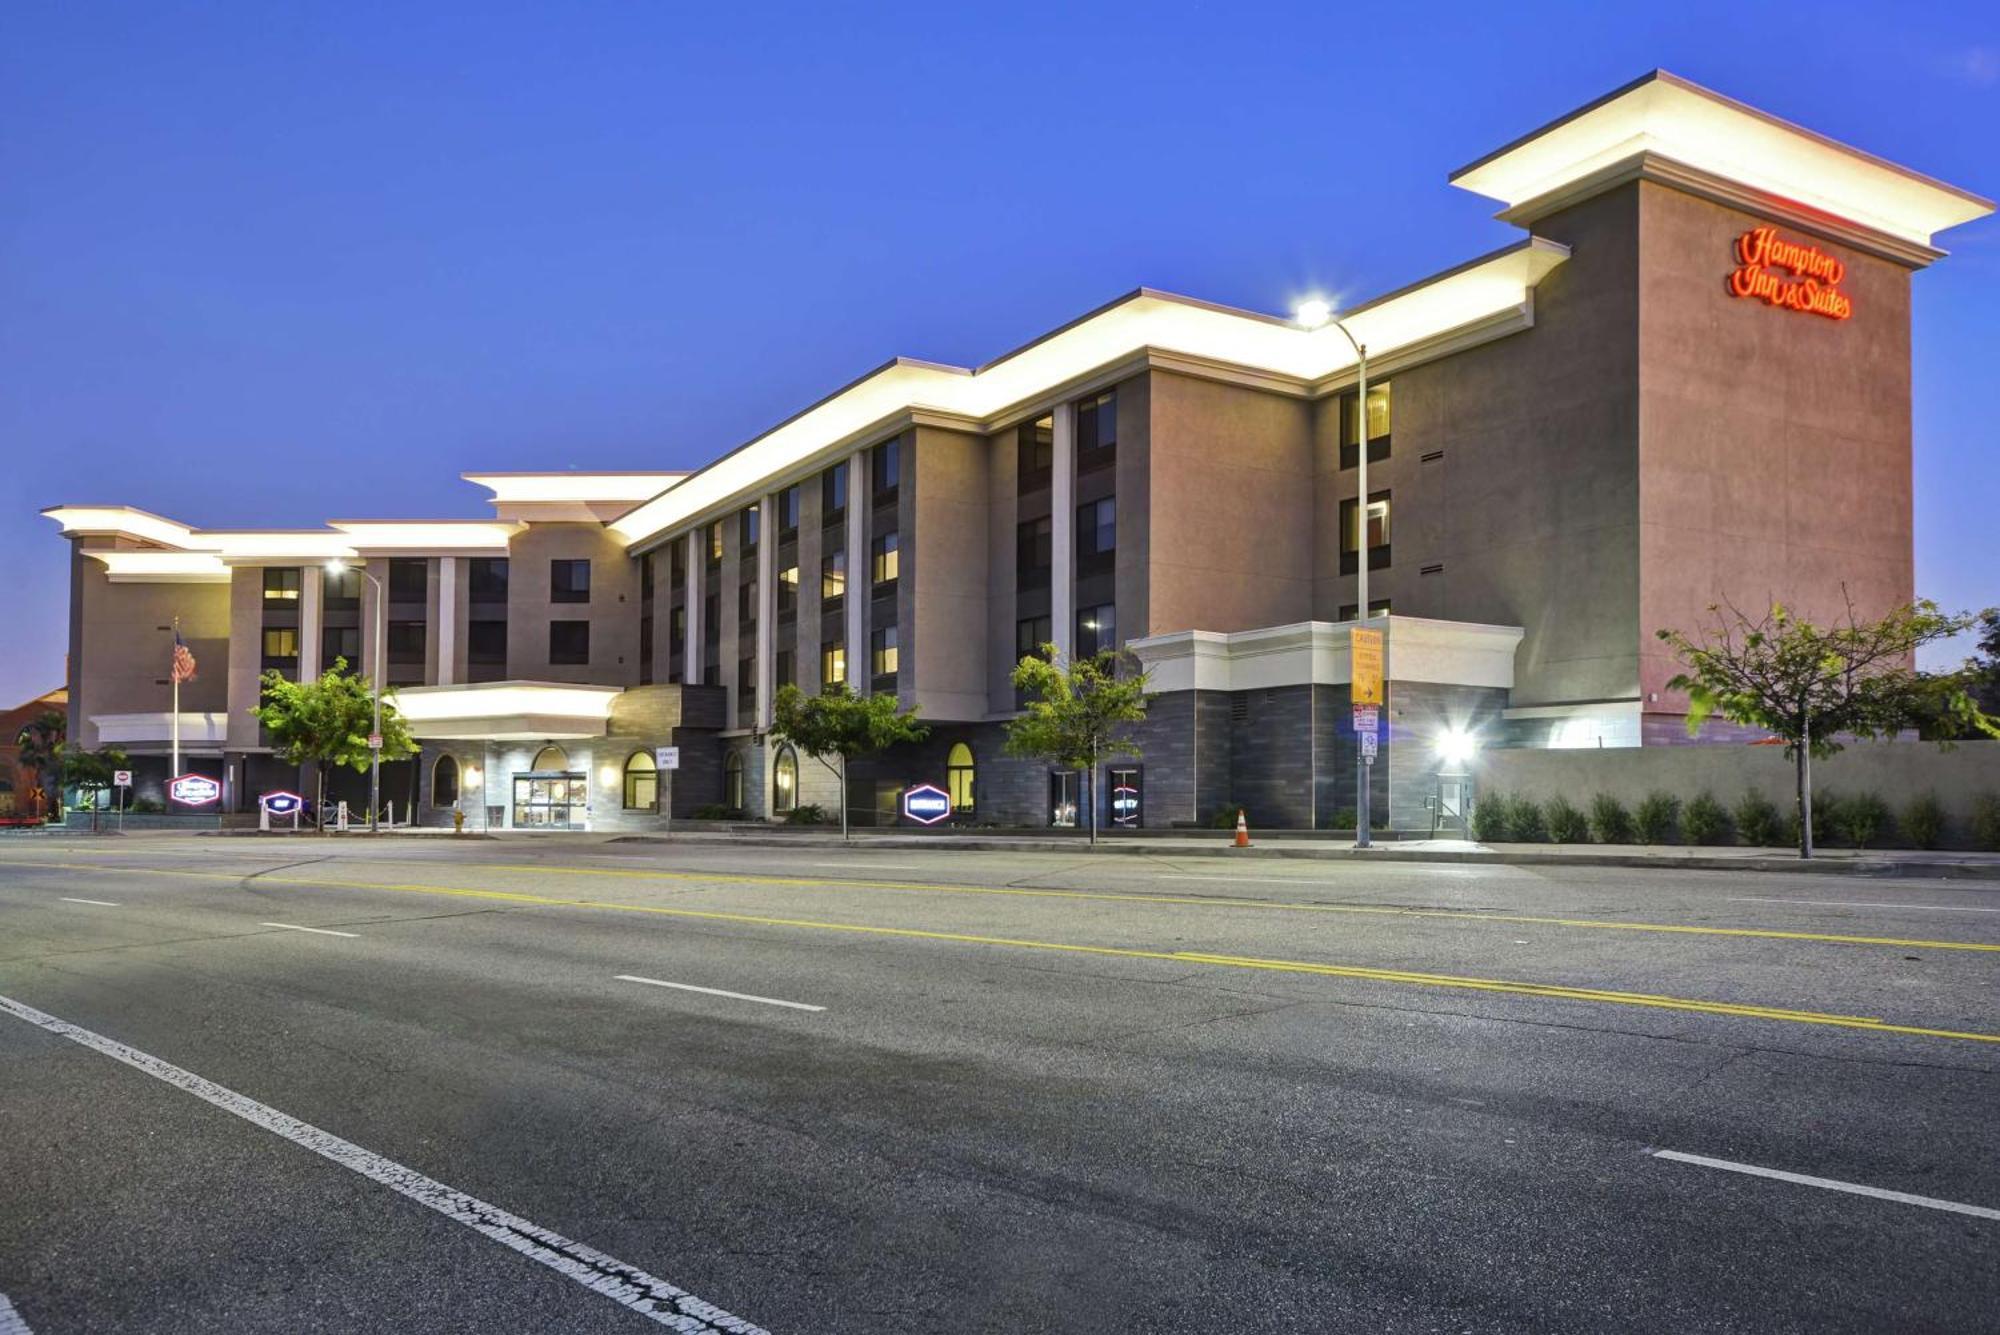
(512, 771), (587, 830)
(1430, 774), (1471, 838)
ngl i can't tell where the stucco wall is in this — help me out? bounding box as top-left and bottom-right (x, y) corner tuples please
(69, 549), (232, 749)
(910, 424), (990, 721)
(505, 522), (640, 687)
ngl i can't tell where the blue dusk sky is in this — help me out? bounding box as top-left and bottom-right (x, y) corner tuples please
(2, 1), (1995, 703)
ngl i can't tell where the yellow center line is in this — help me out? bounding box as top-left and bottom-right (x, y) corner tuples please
(5, 857), (1999, 1046)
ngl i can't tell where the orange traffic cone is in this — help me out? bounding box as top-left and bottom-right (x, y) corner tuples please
(1233, 809), (1251, 848)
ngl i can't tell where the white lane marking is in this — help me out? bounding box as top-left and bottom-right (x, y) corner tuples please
(58, 898), (120, 907)
(0, 1291), (34, 1335)
(1728, 897), (2000, 914)
(1651, 1149), (2000, 1221)
(0, 993), (765, 1333)
(809, 862), (922, 871)
(258, 922), (360, 938)
(616, 975), (825, 1013)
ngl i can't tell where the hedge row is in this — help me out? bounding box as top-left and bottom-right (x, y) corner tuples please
(1472, 789), (2000, 851)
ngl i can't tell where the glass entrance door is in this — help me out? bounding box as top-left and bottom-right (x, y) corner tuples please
(1049, 771), (1078, 828)
(512, 772), (587, 830)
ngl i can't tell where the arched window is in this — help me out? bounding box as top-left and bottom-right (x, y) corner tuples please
(947, 742), (975, 812)
(623, 751), (658, 811)
(724, 751), (745, 812)
(531, 745), (568, 772)
(772, 745), (798, 814)
(432, 754), (460, 807)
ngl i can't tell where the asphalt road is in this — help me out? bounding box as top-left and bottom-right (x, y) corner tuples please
(2, 833), (1997, 1333)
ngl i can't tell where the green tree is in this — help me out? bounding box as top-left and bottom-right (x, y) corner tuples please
(252, 657), (417, 830)
(61, 744), (129, 830)
(1658, 597), (1997, 859)
(1005, 646), (1151, 847)
(14, 708), (65, 819)
(770, 683), (929, 841)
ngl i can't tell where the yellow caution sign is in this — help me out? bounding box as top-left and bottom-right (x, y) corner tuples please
(1350, 627), (1384, 706)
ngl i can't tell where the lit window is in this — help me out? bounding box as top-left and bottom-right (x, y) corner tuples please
(872, 532), (900, 586)
(947, 742), (975, 812)
(262, 567), (300, 605)
(821, 550), (846, 603)
(261, 627), (298, 662)
(773, 746), (798, 814)
(708, 522), (724, 563)
(1340, 492), (1392, 563)
(821, 642), (846, 688)
(622, 751), (658, 811)
(871, 625), (899, 678)
(777, 565), (799, 615)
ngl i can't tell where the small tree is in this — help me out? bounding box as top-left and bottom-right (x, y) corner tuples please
(15, 708), (66, 819)
(61, 745), (128, 830)
(1658, 597), (1998, 858)
(770, 683), (928, 841)
(1005, 646), (1150, 846)
(252, 657), (417, 830)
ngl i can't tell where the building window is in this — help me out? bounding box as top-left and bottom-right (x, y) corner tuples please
(946, 741), (975, 812)
(1016, 517), (1051, 589)
(821, 642), (846, 689)
(1338, 600), (1393, 621)
(640, 556), (655, 602)
(871, 625), (899, 679)
(432, 754), (460, 807)
(872, 532), (900, 587)
(623, 751), (658, 811)
(1076, 603), (1116, 658)
(549, 619), (590, 664)
(669, 541), (686, 586)
(777, 565), (799, 616)
(821, 550), (846, 606)
(1339, 491), (1392, 574)
(389, 558), (428, 603)
(532, 745), (569, 772)
(823, 462), (848, 522)
(740, 505), (761, 553)
(322, 625), (361, 670)
(772, 745), (798, 814)
(261, 626), (298, 666)
(551, 559), (591, 604)
(739, 577), (758, 627)
(1018, 414), (1053, 491)
(708, 522), (724, 564)
(468, 557), (508, 601)
(778, 486), (800, 538)
(775, 648), (795, 690)
(262, 567), (300, 607)
(738, 656), (757, 725)
(1339, 381), (1394, 470)
(387, 620), (425, 661)
(1015, 615), (1052, 663)
(468, 619), (506, 664)
(872, 437), (901, 498)
(324, 569), (361, 610)
(1077, 497), (1115, 573)
(724, 751), (745, 811)
(639, 615), (654, 683)
(1076, 388), (1116, 470)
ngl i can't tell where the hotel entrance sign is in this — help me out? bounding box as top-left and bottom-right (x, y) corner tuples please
(1350, 628), (1384, 707)
(1727, 227), (1852, 321)
(168, 773), (220, 806)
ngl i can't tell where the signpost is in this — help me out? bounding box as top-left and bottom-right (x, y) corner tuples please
(901, 783), (952, 826)
(260, 790), (303, 832)
(1350, 627), (1385, 848)
(113, 770), (131, 832)
(654, 746), (679, 836)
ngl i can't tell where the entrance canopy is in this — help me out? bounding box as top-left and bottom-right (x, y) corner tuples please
(393, 681), (622, 740)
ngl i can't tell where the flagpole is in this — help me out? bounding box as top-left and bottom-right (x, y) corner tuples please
(171, 616), (181, 779)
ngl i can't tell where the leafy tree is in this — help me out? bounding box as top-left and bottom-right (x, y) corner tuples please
(1658, 597), (1998, 858)
(1005, 646), (1150, 846)
(252, 657), (417, 830)
(770, 683), (928, 841)
(1963, 611), (2000, 719)
(14, 708), (65, 818)
(61, 744), (128, 829)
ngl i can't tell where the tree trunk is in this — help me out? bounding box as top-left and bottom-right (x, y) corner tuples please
(1087, 751), (1098, 848)
(317, 763), (328, 836)
(839, 755), (849, 844)
(1797, 715), (1814, 860)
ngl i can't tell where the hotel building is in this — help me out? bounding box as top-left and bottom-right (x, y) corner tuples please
(44, 72), (1991, 831)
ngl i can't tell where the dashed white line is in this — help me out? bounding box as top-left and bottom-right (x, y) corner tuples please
(0, 992), (765, 1333)
(259, 922), (360, 938)
(809, 862), (922, 871)
(1651, 1149), (2000, 1221)
(1728, 897), (2000, 914)
(616, 975), (825, 1012)
(58, 897), (119, 907)
(0, 1291), (35, 1335)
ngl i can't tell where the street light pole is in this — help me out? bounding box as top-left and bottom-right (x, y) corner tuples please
(329, 561), (384, 834)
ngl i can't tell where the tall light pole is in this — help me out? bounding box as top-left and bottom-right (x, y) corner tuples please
(1297, 299), (1374, 847)
(327, 559), (384, 834)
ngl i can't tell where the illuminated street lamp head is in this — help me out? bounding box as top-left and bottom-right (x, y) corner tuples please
(325, 558), (349, 574)
(1294, 298), (1334, 330)
(1435, 728), (1478, 769)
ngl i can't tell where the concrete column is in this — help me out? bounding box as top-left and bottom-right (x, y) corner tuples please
(845, 451), (866, 689)
(1051, 400), (1076, 663)
(299, 566), (323, 684)
(757, 495), (776, 727)
(685, 532), (704, 685)
(436, 557), (457, 686)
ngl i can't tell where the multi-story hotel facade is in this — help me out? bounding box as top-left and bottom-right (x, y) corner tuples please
(44, 73), (1992, 831)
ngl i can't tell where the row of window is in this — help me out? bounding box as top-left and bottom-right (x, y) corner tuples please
(1016, 389), (1119, 491)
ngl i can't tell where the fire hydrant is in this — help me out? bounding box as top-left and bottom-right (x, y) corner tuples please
(453, 807), (466, 835)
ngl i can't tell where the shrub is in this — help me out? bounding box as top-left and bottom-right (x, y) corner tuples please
(784, 804), (831, 826)
(691, 803), (740, 820)
(1634, 791), (1681, 844)
(1587, 794), (1633, 844)
(1326, 807), (1360, 831)
(131, 796), (166, 814)
(1472, 793), (1513, 843)
(1901, 793), (1946, 850)
(1207, 804), (1245, 830)
(1831, 793), (1892, 850)
(1734, 790), (1784, 847)
(1811, 789), (1846, 847)
(1508, 798), (1547, 843)
(1544, 795), (1590, 843)
(1682, 792), (1730, 845)
(1972, 793), (2000, 852)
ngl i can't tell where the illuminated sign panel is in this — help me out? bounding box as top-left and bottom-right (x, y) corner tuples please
(901, 784), (952, 825)
(260, 791), (303, 815)
(1727, 227), (1853, 320)
(169, 773), (221, 806)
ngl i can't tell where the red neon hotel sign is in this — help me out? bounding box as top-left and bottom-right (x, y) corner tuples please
(1727, 226), (1852, 321)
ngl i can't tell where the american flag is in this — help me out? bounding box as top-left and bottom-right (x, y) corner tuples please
(170, 627), (197, 684)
